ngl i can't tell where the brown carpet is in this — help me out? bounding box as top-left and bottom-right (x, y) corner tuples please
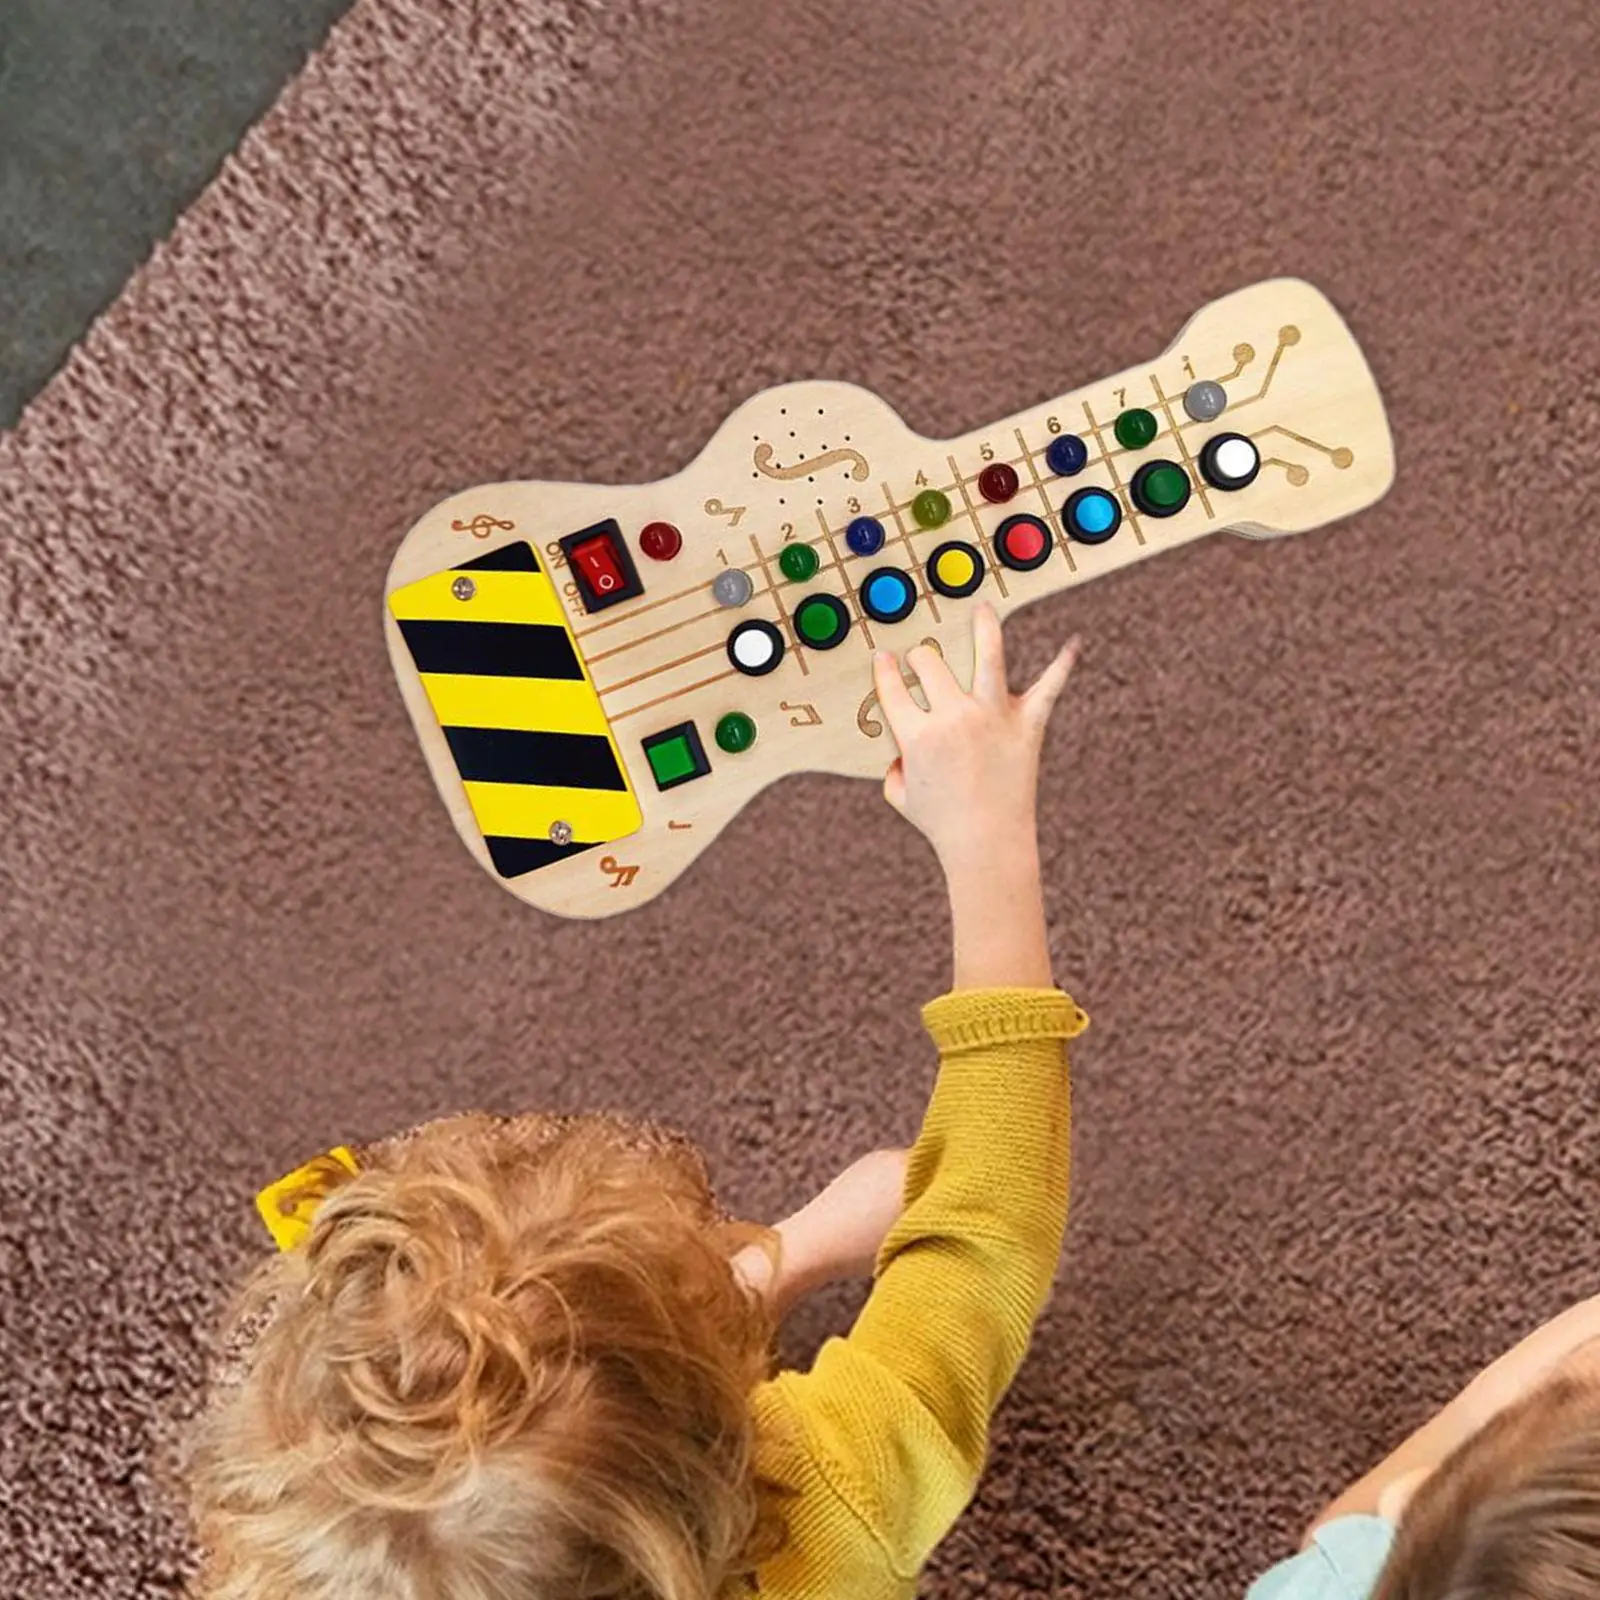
(4, 1), (1600, 1594)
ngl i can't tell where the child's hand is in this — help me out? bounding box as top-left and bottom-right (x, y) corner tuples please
(873, 603), (1079, 875)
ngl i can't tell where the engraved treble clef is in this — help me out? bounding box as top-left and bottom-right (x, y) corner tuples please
(451, 514), (516, 540)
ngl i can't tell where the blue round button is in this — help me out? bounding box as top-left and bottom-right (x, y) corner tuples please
(1045, 433), (1089, 477)
(860, 566), (918, 624)
(1063, 486), (1122, 545)
(846, 516), (886, 557)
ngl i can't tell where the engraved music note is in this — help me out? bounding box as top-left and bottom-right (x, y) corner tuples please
(704, 498), (747, 527)
(451, 514), (516, 540)
(753, 442), (870, 482)
(781, 701), (822, 727)
(600, 856), (640, 888)
(856, 639), (943, 737)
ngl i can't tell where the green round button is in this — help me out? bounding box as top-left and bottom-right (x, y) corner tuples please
(715, 711), (757, 753)
(1143, 463), (1189, 509)
(911, 488), (951, 528)
(779, 542), (820, 582)
(1114, 407), (1159, 450)
(795, 592), (850, 648)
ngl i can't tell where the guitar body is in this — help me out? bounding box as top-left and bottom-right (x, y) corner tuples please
(385, 277), (1393, 918)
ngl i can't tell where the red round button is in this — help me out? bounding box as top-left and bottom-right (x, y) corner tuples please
(639, 521), (682, 561)
(977, 463), (1019, 504)
(995, 513), (1053, 572)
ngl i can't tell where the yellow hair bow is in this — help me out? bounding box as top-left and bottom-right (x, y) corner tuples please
(254, 1145), (360, 1251)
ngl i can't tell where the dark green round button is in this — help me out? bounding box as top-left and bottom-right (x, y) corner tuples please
(1137, 462), (1190, 514)
(794, 592), (851, 649)
(715, 711), (757, 753)
(1113, 407), (1159, 451)
(911, 488), (951, 528)
(779, 542), (820, 582)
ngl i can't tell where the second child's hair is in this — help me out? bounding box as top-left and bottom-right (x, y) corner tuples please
(183, 1114), (785, 1600)
(1372, 1367), (1600, 1600)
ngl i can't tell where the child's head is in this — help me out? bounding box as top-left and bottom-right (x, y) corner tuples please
(1373, 1343), (1600, 1600)
(185, 1114), (779, 1600)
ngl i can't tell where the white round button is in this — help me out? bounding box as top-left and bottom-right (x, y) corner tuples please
(1199, 432), (1262, 491)
(727, 619), (785, 677)
(1213, 437), (1258, 480)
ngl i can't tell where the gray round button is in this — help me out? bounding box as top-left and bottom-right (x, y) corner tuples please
(1183, 380), (1228, 422)
(712, 567), (754, 608)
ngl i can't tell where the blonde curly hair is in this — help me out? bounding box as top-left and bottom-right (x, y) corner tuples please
(183, 1113), (784, 1600)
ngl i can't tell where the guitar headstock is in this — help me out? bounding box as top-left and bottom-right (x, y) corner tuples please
(1153, 276), (1394, 540)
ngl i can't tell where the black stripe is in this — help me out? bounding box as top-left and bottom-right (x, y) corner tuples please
(443, 726), (626, 790)
(485, 835), (597, 878)
(455, 541), (540, 574)
(398, 619), (583, 679)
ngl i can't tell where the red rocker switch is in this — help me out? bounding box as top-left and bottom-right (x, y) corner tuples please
(558, 518), (644, 614)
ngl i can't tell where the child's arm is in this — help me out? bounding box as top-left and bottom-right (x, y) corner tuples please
(1305, 1292), (1600, 1538)
(766, 605), (1084, 1574)
(879, 602), (1070, 990)
(733, 1148), (910, 1319)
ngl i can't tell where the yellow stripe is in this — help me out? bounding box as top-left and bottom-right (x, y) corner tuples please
(419, 673), (612, 736)
(388, 568), (567, 628)
(463, 781), (643, 843)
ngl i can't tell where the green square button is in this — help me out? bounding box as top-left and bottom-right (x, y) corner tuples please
(642, 722), (710, 791)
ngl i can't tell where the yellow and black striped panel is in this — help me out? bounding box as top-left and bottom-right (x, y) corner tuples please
(388, 541), (642, 877)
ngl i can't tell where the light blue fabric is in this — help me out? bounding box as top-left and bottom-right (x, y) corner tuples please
(1246, 1515), (1395, 1600)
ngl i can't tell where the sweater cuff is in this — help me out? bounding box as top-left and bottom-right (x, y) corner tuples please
(921, 987), (1088, 1054)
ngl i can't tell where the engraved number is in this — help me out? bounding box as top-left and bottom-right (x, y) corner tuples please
(1114, 387), (1126, 407)
(846, 496), (861, 514)
(979, 442), (994, 461)
(1047, 416), (1061, 433)
(780, 521), (795, 542)
(1182, 356), (1196, 379)
(716, 547), (728, 566)
(915, 470), (928, 486)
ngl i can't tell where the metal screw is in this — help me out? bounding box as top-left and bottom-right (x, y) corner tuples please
(548, 820), (573, 845)
(451, 576), (476, 601)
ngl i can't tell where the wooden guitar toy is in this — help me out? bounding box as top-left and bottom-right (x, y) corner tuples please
(386, 277), (1394, 918)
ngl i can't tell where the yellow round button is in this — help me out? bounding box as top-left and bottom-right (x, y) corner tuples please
(937, 548), (974, 587)
(927, 540), (984, 598)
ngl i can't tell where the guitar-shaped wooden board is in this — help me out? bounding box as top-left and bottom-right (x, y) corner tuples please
(386, 277), (1393, 918)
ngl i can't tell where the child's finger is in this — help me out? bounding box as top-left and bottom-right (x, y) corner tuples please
(1021, 636), (1081, 724)
(882, 757), (907, 813)
(872, 650), (921, 746)
(970, 602), (1008, 704)
(907, 640), (961, 709)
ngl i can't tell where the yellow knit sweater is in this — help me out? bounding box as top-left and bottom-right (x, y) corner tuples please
(744, 987), (1088, 1598)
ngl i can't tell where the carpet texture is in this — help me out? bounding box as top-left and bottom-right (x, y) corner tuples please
(4, 1), (1600, 1594)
